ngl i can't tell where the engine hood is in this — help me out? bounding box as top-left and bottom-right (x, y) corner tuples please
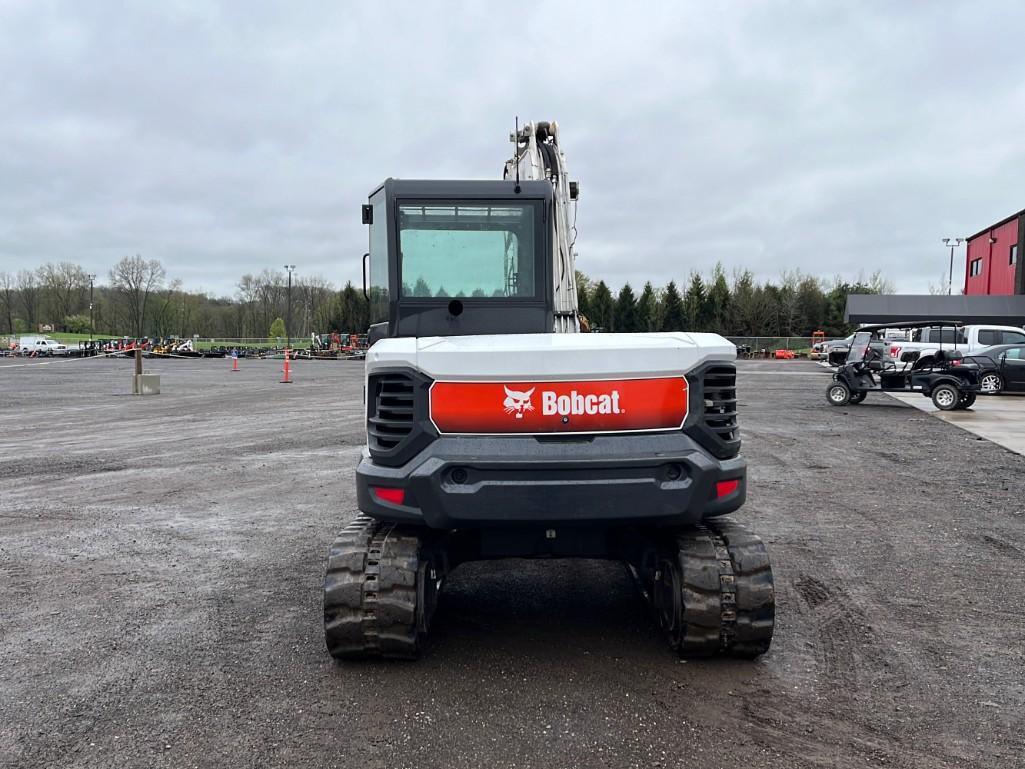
(366, 332), (735, 381)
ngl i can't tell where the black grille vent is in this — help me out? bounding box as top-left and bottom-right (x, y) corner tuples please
(702, 365), (740, 451)
(369, 374), (415, 451)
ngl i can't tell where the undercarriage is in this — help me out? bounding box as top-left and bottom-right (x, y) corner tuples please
(324, 515), (774, 660)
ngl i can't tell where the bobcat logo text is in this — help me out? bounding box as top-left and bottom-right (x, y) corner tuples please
(541, 389), (622, 416)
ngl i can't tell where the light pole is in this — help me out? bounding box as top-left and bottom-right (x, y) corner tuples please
(87, 274), (96, 352)
(284, 264), (296, 349)
(942, 237), (964, 295)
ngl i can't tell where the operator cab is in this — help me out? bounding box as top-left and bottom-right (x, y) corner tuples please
(363, 179), (555, 343)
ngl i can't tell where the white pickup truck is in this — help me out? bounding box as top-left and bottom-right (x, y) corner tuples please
(887, 325), (1025, 368)
(19, 336), (70, 356)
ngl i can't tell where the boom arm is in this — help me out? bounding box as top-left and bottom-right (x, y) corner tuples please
(504, 121), (580, 333)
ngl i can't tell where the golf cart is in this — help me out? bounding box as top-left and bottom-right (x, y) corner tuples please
(826, 321), (985, 411)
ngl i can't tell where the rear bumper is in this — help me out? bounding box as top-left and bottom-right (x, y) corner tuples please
(356, 432), (746, 529)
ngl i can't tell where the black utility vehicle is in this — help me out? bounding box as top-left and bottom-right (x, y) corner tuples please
(826, 321), (985, 411)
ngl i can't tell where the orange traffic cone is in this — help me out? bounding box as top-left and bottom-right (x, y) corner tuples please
(280, 348), (292, 384)
(231, 355), (239, 371)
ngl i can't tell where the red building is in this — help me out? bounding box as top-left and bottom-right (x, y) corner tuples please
(964, 209), (1024, 295)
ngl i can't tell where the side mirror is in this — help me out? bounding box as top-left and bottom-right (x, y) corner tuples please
(362, 252), (369, 301)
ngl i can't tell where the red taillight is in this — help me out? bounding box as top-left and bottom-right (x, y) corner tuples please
(890, 345), (901, 359)
(371, 487), (405, 505)
(715, 479), (740, 498)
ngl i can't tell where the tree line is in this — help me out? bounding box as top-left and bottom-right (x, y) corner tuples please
(577, 265), (891, 338)
(0, 257), (889, 340)
(0, 257), (370, 339)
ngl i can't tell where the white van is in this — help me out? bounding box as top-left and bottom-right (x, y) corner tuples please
(19, 336), (70, 356)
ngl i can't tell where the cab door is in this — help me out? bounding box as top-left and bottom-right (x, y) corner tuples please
(1000, 346), (1025, 391)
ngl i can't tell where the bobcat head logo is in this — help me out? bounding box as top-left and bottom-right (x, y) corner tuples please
(503, 386), (535, 419)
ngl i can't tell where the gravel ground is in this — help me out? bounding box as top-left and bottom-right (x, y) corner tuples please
(1, 357), (1023, 769)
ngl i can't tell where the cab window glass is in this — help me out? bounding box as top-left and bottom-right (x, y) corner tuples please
(924, 328), (965, 344)
(398, 202), (537, 299)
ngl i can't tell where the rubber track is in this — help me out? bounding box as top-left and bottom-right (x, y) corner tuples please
(676, 519), (775, 658)
(710, 519), (775, 657)
(323, 514), (422, 660)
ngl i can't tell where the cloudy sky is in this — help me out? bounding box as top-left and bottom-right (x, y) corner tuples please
(2, 1), (1023, 296)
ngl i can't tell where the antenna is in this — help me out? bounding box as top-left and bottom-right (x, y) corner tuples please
(514, 115), (521, 194)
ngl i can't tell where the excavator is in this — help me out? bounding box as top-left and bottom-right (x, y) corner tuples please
(323, 120), (775, 659)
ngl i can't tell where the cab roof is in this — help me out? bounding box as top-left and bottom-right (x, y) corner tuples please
(370, 178), (553, 200)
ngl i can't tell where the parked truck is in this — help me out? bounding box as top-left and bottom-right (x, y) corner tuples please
(17, 336), (69, 356)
